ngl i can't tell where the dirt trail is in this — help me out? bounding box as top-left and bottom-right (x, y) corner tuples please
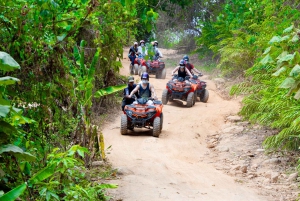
(102, 49), (271, 201)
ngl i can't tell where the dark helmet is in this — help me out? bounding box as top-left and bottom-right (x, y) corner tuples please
(179, 59), (185, 66)
(141, 72), (149, 80)
(139, 40), (145, 45)
(183, 55), (189, 62)
(153, 41), (158, 46)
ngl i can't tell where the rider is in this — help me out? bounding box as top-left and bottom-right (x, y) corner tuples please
(183, 55), (202, 75)
(122, 76), (139, 111)
(128, 42), (138, 66)
(152, 41), (163, 60)
(128, 72), (158, 104)
(137, 40), (147, 58)
(171, 59), (193, 81)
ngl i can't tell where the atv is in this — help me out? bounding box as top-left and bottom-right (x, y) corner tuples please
(189, 74), (209, 103)
(138, 56), (166, 79)
(121, 97), (163, 137)
(161, 75), (197, 107)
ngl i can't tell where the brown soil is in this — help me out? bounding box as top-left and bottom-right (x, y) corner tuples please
(101, 49), (299, 201)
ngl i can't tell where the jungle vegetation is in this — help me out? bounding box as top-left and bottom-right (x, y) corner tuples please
(1, 0), (300, 200)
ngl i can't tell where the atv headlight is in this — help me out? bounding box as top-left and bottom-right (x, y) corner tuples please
(147, 111), (156, 119)
(125, 110), (133, 117)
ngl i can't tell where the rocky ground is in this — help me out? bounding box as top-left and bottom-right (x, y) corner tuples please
(205, 114), (300, 201)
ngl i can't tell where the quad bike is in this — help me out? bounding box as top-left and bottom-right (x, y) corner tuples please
(189, 74), (209, 103)
(129, 53), (144, 75)
(121, 97), (163, 137)
(138, 55), (166, 79)
(161, 75), (197, 107)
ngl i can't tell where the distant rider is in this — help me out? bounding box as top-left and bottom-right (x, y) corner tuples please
(152, 41), (163, 60)
(122, 76), (139, 111)
(183, 55), (202, 75)
(137, 40), (147, 58)
(128, 42), (138, 66)
(128, 72), (158, 104)
(171, 59), (193, 81)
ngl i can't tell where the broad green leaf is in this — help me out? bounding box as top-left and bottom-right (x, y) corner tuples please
(98, 183), (118, 189)
(272, 67), (286, 77)
(0, 183), (26, 201)
(0, 52), (20, 72)
(276, 51), (288, 60)
(279, 77), (295, 89)
(263, 46), (271, 55)
(0, 144), (36, 161)
(278, 54), (294, 63)
(294, 88), (300, 100)
(0, 120), (17, 134)
(94, 84), (126, 98)
(0, 105), (10, 117)
(290, 34), (299, 43)
(269, 36), (281, 44)
(283, 25), (294, 33)
(289, 64), (300, 76)
(57, 33), (67, 42)
(0, 76), (20, 86)
(28, 164), (56, 185)
(259, 54), (274, 65)
(280, 35), (290, 42)
(88, 50), (100, 80)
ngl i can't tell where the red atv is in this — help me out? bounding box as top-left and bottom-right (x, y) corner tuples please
(161, 75), (197, 107)
(121, 97), (163, 137)
(138, 57), (166, 79)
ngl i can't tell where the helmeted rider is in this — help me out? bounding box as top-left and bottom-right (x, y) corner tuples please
(122, 76), (139, 111)
(128, 72), (158, 104)
(137, 40), (147, 58)
(128, 42), (138, 66)
(171, 59), (193, 81)
(183, 55), (202, 75)
(152, 41), (163, 60)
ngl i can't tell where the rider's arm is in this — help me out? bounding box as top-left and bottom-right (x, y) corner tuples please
(150, 84), (158, 100)
(185, 67), (193, 77)
(191, 64), (201, 74)
(129, 85), (140, 98)
(171, 66), (179, 75)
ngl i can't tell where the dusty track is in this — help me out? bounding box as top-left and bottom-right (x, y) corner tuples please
(102, 49), (270, 201)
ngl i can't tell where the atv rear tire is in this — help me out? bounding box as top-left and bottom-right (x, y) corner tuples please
(134, 64), (139, 75)
(129, 64), (133, 75)
(153, 117), (161, 137)
(160, 68), (166, 79)
(139, 65), (147, 76)
(186, 92), (194, 107)
(162, 89), (169, 105)
(120, 114), (128, 135)
(200, 89), (209, 103)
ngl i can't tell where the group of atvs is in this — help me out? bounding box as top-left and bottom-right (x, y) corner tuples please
(121, 57), (209, 137)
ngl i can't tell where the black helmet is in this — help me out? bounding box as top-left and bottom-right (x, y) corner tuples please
(183, 55), (189, 62)
(141, 72), (149, 80)
(179, 59), (185, 66)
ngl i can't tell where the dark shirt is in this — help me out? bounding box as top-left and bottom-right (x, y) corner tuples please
(124, 84), (138, 98)
(178, 68), (187, 78)
(129, 46), (138, 57)
(139, 83), (151, 98)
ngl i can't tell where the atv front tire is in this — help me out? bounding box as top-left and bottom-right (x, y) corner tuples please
(153, 117), (161, 137)
(159, 68), (166, 79)
(120, 114), (128, 135)
(160, 113), (163, 131)
(200, 89), (209, 103)
(162, 89), (169, 105)
(139, 65), (147, 76)
(186, 92), (195, 107)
